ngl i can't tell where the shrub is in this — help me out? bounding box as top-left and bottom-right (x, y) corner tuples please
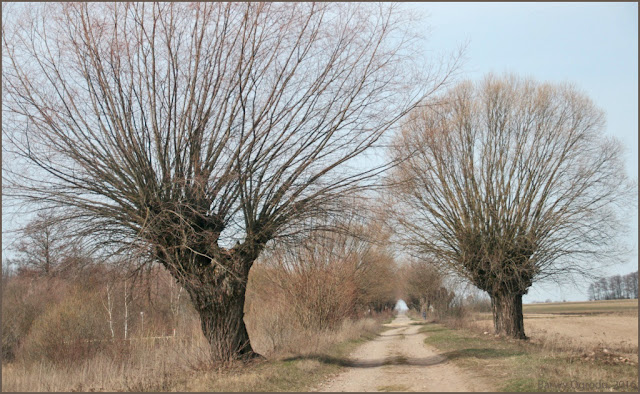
(1, 276), (69, 361)
(20, 291), (110, 365)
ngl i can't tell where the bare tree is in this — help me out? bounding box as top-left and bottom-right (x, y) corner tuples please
(353, 241), (399, 315)
(9, 211), (91, 277)
(624, 271), (638, 299)
(390, 74), (635, 339)
(102, 282), (116, 339)
(591, 271), (638, 300)
(258, 212), (389, 330)
(169, 278), (184, 336)
(610, 275), (624, 300)
(2, 3), (456, 360)
(587, 283), (596, 301)
(598, 277), (610, 300)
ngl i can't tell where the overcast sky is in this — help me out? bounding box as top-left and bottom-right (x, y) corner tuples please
(404, 2), (638, 302)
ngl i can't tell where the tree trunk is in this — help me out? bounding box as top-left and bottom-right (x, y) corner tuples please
(490, 291), (526, 339)
(490, 295), (502, 334)
(181, 270), (260, 362)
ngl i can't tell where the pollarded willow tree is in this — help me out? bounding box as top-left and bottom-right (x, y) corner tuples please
(2, 3), (457, 360)
(391, 74), (635, 339)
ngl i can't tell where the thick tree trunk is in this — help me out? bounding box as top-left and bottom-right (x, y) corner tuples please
(184, 277), (260, 361)
(157, 242), (267, 362)
(490, 291), (526, 339)
(167, 252), (262, 362)
(200, 288), (255, 361)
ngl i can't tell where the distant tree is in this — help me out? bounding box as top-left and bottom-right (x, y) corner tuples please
(259, 217), (393, 330)
(587, 283), (595, 301)
(610, 275), (624, 299)
(624, 271), (638, 299)
(3, 3), (457, 360)
(598, 277), (611, 300)
(9, 212), (91, 277)
(391, 75), (635, 339)
(353, 230), (399, 314)
(590, 271), (638, 300)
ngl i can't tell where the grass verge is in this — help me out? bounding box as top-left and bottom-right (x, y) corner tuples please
(2, 316), (392, 392)
(175, 318), (390, 392)
(419, 323), (638, 392)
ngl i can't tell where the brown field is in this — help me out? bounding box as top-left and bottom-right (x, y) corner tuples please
(523, 299), (639, 314)
(472, 299), (638, 355)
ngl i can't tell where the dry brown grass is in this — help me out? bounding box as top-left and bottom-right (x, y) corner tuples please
(404, 299), (638, 392)
(467, 304), (638, 359)
(179, 317), (384, 392)
(2, 314), (386, 392)
(2, 287), (389, 392)
(419, 322), (638, 392)
(2, 326), (213, 392)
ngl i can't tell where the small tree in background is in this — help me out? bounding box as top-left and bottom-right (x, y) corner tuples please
(624, 271), (638, 299)
(258, 214), (398, 330)
(9, 212), (91, 277)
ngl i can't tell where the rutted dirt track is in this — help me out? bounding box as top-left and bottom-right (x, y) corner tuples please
(313, 313), (493, 392)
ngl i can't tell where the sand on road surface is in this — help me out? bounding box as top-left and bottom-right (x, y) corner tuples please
(313, 313), (493, 392)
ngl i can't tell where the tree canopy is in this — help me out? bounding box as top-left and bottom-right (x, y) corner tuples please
(391, 74), (635, 338)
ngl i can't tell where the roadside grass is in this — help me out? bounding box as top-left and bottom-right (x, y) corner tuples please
(419, 323), (638, 392)
(377, 384), (411, 391)
(178, 317), (388, 392)
(2, 316), (390, 392)
(382, 316), (395, 324)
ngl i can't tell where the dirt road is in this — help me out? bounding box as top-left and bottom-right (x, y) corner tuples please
(313, 313), (493, 392)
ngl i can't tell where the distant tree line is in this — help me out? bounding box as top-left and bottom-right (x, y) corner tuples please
(587, 271), (638, 301)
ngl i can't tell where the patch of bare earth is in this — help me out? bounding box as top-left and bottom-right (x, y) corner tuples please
(313, 314), (493, 392)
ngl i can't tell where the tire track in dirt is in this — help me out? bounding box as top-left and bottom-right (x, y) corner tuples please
(313, 313), (493, 392)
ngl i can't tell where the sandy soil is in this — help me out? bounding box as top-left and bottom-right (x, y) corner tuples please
(474, 314), (638, 352)
(313, 314), (493, 392)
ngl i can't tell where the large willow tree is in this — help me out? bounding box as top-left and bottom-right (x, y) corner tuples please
(391, 74), (634, 339)
(2, 3), (456, 360)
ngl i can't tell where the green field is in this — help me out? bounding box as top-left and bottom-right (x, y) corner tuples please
(522, 299), (638, 315)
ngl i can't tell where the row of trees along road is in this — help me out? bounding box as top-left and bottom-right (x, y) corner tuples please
(400, 259), (455, 316)
(2, 3), (458, 361)
(389, 75), (635, 339)
(2, 2), (634, 358)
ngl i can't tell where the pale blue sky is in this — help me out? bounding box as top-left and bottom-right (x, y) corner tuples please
(406, 2), (638, 302)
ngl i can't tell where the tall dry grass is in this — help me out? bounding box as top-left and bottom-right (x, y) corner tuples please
(2, 310), (386, 392)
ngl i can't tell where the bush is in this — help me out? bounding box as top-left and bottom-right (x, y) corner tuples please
(20, 291), (110, 365)
(1, 276), (69, 361)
